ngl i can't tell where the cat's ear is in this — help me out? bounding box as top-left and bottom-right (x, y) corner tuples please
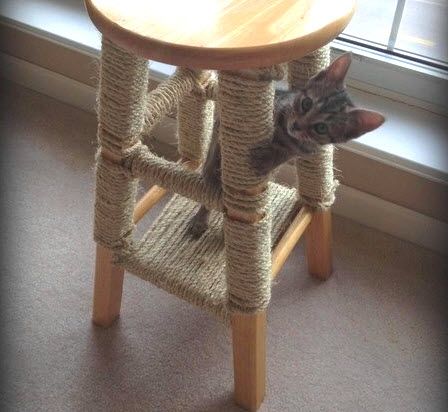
(328, 53), (352, 84)
(312, 53), (352, 87)
(340, 109), (385, 141)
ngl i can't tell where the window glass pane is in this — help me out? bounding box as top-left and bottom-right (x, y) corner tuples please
(395, 0), (448, 64)
(342, 0), (399, 46)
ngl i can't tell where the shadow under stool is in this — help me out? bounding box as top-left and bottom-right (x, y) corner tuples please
(85, 1), (355, 410)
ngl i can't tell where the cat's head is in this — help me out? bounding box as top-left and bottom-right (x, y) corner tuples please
(284, 53), (385, 146)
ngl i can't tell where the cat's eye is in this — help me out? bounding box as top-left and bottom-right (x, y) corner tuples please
(314, 123), (328, 134)
(301, 97), (312, 112)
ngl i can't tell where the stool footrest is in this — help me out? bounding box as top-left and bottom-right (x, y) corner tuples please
(117, 183), (300, 320)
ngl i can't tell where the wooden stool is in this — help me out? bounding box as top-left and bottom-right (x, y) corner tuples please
(86, 1), (355, 410)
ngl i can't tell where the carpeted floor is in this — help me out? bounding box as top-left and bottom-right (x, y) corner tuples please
(1, 80), (447, 412)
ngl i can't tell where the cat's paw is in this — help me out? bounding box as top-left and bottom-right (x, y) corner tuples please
(186, 218), (208, 239)
(249, 144), (274, 176)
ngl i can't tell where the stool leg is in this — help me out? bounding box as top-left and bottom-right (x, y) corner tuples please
(92, 245), (124, 326)
(218, 69), (275, 411)
(232, 312), (266, 412)
(92, 38), (148, 326)
(177, 70), (214, 162)
(306, 209), (333, 280)
(288, 46), (335, 280)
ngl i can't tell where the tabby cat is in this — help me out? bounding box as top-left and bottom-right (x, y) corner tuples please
(188, 53), (385, 237)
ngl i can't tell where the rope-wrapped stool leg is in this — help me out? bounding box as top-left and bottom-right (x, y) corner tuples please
(219, 68), (278, 411)
(288, 45), (336, 280)
(177, 70), (214, 162)
(93, 37), (149, 326)
(133, 68), (212, 221)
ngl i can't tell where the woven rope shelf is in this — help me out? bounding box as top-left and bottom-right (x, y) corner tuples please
(117, 183), (299, 320)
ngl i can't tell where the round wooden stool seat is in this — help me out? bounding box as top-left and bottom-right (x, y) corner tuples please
(85, 0), (355, 69)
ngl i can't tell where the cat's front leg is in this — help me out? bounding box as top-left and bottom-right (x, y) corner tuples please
(249, 141), (274, 176)
(187, 205), (210, 238)
(187, 118), (220, 238)
(249, 140), (291, 176)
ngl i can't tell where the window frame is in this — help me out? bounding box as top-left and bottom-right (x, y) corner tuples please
(332, 37), (448, 116)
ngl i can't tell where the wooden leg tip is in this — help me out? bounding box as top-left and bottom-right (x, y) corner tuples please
(234, 394), (265, 412)
(309, 267), (333, 281)
(93, 245), (124, 328)
(305, 210), (333, 281)
(92, 313), (120, 328)
(232, 312), (266, 412)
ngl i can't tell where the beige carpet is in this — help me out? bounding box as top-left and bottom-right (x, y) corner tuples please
(1, 80), (447, 412)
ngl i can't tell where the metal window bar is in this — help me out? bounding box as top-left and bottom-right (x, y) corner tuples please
(337, 0), (447, 71)
(387, 0), (407, 51)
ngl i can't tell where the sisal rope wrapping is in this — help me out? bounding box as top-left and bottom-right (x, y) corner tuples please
(123, 143), (222, 210)
(92, 36), (312, 316)
(94, 156), (138, 249)
(288, 46), (338, 209)
(178, 70), (215, 161)
(97, 38), (149, 156)
(219, 68), (282, 313)
(115, 183), (299, 321)
(196, 77), (219, 101)
(94, 38), (148, 249)
(144, 68), (200, 133)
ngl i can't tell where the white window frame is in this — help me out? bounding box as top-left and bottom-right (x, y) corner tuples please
(332, 39), (448, 116)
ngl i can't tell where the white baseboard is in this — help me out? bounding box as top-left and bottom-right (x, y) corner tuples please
(274, 164), (448, 256)
(2, 52), (447, 255)
(333, 184), (448, 255)
(0, 52), (97, 113)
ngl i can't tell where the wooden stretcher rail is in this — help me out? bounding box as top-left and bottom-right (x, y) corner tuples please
(133, 158), (198, 223)
(271, 206), (313, 279)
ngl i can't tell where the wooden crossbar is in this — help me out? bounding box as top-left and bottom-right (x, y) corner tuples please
(133, 158), (199, 223)
(271, 206), (313, 279)
(143, 69), (198, 132)
(128, 146), (222, 211)
(133, 185), (168, 223)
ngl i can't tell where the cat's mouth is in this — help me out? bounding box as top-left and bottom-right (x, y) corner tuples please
(295, 132), (313, 143)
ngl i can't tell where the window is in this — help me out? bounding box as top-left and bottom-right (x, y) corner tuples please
(340, 0), (448, 70)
